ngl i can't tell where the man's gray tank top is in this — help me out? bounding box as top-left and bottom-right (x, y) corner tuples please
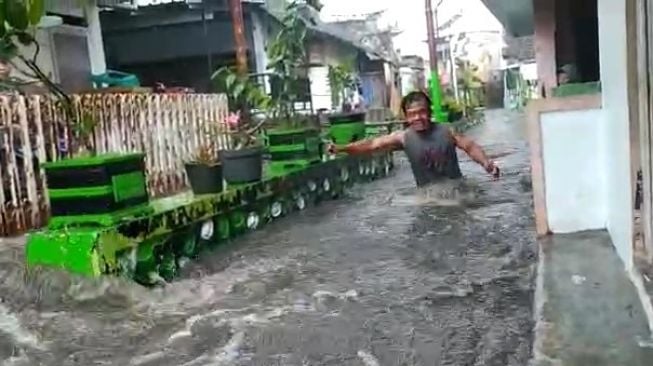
(402, 125), (463, 187)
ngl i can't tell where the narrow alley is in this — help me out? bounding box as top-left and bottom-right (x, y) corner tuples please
(0, 110), (537, 366)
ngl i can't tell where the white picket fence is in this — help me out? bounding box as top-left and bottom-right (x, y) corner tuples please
(0, 92), (231, 235)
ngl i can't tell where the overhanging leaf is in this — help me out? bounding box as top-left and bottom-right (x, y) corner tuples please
(6, 0), (28, 31)
(225, 73), (237, 89)
(28, 0), (44, 26)
(232, 82), (245, 100)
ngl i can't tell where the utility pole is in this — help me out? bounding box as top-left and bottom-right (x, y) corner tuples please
(425, 0), (438, 73)
(228, 0), (248, 76)
(425, 0), (447, 122)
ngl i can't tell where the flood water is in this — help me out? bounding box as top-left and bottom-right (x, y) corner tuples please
(0, 109), (536, 366)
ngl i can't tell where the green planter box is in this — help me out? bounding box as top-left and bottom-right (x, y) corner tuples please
(264, 127), (322, 175)
(43, 153), (149, 222)
(327, 112), (366, 145)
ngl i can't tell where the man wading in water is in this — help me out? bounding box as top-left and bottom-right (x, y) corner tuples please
(329, 91), (500, 187)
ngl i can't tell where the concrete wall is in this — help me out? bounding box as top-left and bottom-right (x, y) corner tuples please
(540, 108), (606, 232)
(102, 13), (255, 66)
(307, 38), (359, 111)
(251, 10), (269, 92)
(533, 0), (557, 96)
(597, 0), (633, 267)
(11, 29), (58, 83)
(11, 3), (105, 92)
(307, 38), (357, 67)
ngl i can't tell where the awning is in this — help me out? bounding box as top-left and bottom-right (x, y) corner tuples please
(480, 0), (534, 37)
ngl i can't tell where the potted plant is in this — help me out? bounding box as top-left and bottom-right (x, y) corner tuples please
(262, 2), (323, 172)
(0, 1), (149, 221)
(212, 69), (270, 184)
(184, 143), (223, 195)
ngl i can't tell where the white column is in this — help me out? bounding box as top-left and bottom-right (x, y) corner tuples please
(85, 1), (107, 75)
(598, 0), (633, 267)
(251, 11), (270, 93)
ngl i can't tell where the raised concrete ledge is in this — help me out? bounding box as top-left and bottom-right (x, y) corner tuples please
(531, 230), (653, 365)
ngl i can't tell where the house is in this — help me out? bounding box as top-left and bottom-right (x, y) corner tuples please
(8, 0), (111, 93)
(100, 0), (269, 92)
(295, 8), (401, 113)
(501, 35), (537, 108)
(482, 0), (653, 331)
(399, 55), (426, 96)
(99, 0), (396, 114)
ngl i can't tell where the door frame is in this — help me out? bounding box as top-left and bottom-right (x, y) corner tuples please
(635, 0), (653, 264)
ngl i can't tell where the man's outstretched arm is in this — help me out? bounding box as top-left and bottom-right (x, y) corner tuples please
(451, 131), (499, 176)
(332, 131), (404, 155)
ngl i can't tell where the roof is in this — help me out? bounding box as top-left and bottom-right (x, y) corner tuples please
(503, 35), (535, 62)
(260, 4), (395, 64)
(327, 17), (401, 65)
(480, 0), (534, 37)
(97, 0), (265, 10)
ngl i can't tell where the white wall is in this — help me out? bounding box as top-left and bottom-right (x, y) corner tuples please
(307, 40), (357, 111)
(598, 0), (634, 268)
(308, 66), (332, 111)
(11, 29), (58, 82)
(251, 11), (269, 93)
(85, 2), (107, 75)
(541, 108), (606, 233)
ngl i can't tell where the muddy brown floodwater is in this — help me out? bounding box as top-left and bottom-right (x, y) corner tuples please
(0, 109), (536, 366)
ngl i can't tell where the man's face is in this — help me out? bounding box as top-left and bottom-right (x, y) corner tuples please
(405, 100), (431, 132)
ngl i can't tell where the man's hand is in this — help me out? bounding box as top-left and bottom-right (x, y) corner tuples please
(484, 160), (501, 179)
(327, 142), (338, 155)
(451, 131), (500, 179)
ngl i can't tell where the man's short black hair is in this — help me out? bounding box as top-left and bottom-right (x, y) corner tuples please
(401, 91), (432, 114)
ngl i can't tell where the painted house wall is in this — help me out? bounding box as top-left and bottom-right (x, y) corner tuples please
(307, 38), (359, 111)
(12, 29), (58, 83)
(10, 4), (105, 92)
(597, 0), (633, 267)
(540, 108), (606, 233)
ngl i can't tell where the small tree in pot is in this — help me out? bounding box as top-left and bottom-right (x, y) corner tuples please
(211, 68), (271, 184)
(265, 0), (311, 130)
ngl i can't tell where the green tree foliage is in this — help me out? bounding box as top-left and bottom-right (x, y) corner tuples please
(266, 0), (308, 121)
(327, 62), (355, 110)
(455, 59), (484, 115)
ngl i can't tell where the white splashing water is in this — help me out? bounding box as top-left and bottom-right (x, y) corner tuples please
(357, 350), (380, 366)
(0, 303), (47, 351)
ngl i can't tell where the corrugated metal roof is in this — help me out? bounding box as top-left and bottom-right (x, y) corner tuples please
(262, 4), (393, 64)
(98, 0), (262, 8)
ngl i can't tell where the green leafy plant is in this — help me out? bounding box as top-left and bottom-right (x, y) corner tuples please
(213, 0), (314, 138)
(0, 0), (97, 156)
(265, 0), (309, 125)
(191, 143), (219, 165)
(455, 59), (484, 116)
(212, 67), (272, 149)
(327, 62), (355, 110)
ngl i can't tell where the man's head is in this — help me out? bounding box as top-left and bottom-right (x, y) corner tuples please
(401, 91), (432, 133)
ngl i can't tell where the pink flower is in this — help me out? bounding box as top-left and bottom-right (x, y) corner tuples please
(226, 111), (241, 129)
